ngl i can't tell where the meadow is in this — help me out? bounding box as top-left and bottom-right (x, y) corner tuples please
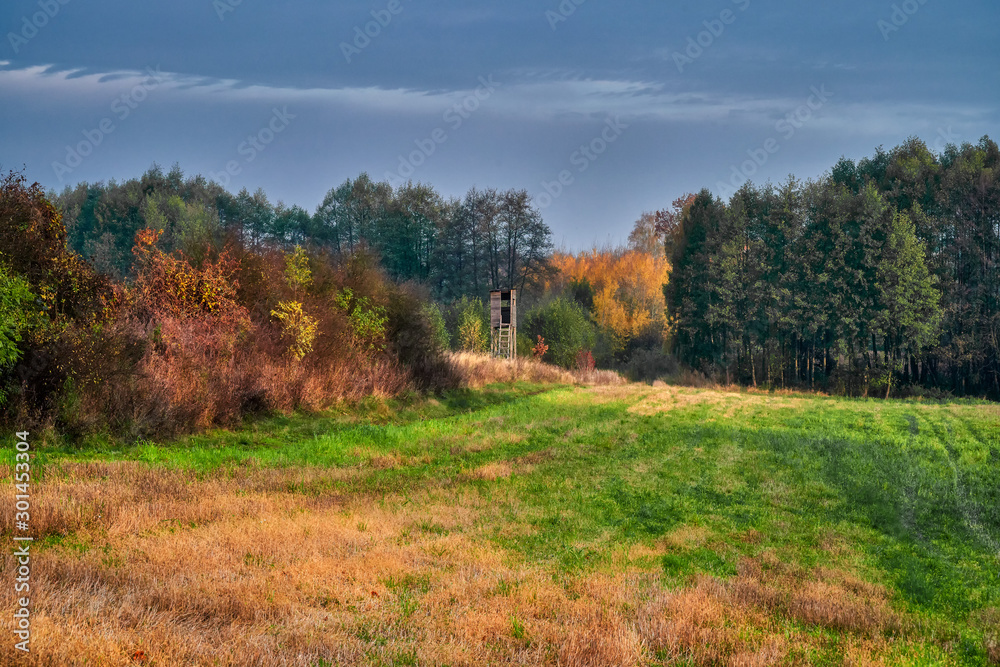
(2, 378), (998, 666)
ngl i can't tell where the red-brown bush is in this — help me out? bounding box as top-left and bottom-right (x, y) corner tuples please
(101, 235), (430, 435)
(575, 349), (596, 372)
(1, 182), (455, 438)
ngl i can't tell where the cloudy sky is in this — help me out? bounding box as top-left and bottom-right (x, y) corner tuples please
(1, 0), (997, 249)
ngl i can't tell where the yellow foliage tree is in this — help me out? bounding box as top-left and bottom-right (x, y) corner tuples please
(284, 245), (312, 297)
(271, 300), (318, 360)
(549, 224), (670, 352)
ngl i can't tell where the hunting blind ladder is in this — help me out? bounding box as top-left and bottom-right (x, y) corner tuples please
(490, 289), (516, 359)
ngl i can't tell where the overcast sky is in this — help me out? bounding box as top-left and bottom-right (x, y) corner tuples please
(1, 0), (997, 249)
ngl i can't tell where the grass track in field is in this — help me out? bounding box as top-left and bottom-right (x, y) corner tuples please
(2, 383), (998, 665)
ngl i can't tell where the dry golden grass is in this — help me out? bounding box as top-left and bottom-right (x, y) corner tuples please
(444, 352), (624, 389)
(585, 383), (658, 406)
(468, 461), (514, 481)
(635, 556), (905, 665)
(0, 479), (660, 666)
(587, 381), (829, 415)
(446, 351), (575, 388)
(0, 460), (362, 539)
(572, 367), (628, 386)
(0, 454), (925, 667)
(660, 525), (713, 551)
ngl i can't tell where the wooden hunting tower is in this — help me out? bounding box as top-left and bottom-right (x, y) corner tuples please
(490, 289), (517, 359)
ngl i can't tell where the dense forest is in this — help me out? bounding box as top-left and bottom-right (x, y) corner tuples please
(666, 136), (1000, 398)
(1, 134), (998, 439)
(54, 168), (553, 301)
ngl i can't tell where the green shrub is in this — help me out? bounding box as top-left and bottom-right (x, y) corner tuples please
(335, 288), (388, 353)
(384, 285), (458, 390)
(442, 296), (488, 350)
(516, 331), (534, 358)
(0, 265), (44, 406)
(457, 302), (488, 353)
(567, 277), (595, 312)
(0, 265), (35, 372)
(421, 302), (450, 351)
(524, 298), (595, 368)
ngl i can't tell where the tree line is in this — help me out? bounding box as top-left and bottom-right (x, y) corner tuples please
(665, 136), (1000, 398)
(53, 167), (552, 301)
(38, 133), (1000, 399)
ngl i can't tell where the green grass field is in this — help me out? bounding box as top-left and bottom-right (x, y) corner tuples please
(6, 383), (999, 665)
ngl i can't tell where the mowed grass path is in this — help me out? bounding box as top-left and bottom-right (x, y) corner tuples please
(2, 384), (998, 665)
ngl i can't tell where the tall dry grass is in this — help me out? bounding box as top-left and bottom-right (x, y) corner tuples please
(445, 351), (624, 389)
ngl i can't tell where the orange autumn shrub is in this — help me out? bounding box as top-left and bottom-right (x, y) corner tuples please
(130, 227), (246, 321)
(549, 246), (669, 354)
